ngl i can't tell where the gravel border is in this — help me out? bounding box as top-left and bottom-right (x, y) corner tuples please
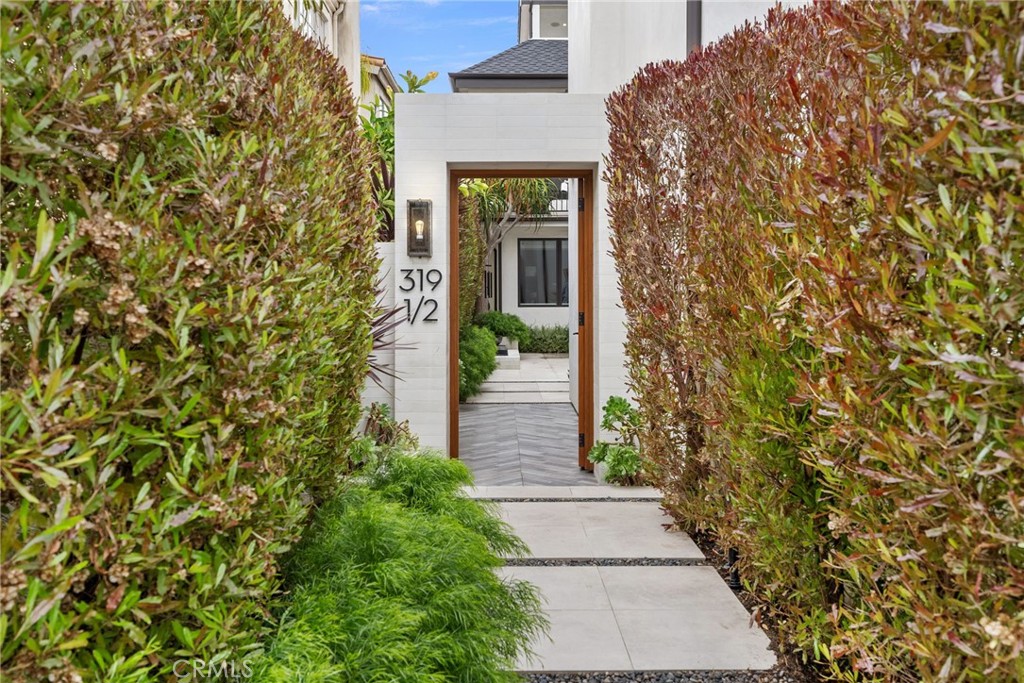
(504, 557), (709, 567)
(522, 669), (799, 682)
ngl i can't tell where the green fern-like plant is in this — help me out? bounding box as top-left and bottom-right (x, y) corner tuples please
(255, 452), (546, 682)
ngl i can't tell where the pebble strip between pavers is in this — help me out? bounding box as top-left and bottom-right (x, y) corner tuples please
(467, 486), (778, 678)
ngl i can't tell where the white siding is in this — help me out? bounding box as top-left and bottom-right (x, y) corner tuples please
(568, 0), (690, 94)
(702, 0), (809, 45)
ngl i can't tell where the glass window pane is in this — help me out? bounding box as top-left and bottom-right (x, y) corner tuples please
(518, 240), (544, 304)
(518, 239), (569, 306)
(538, 6), (568, 38)
(560, 240), (569, 305)
(544, 240), (558, 303)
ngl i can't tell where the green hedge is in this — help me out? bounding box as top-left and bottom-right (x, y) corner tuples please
(607, 2), (1022, 680)
(0, 2), (376, 680)
(477, 310), (533, 347)
(459, 325), (498, 402)
(255, 453), (546, 682)
(520, 325), (569, 354)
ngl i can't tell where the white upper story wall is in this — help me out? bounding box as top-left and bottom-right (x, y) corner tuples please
(283, 0), (361, 98)
(702, 0), (809, 45)
(520, 1), (570, 41)
(568, 0), (691, 94)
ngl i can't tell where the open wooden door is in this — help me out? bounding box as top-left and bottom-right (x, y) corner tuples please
(448, 169), (595, 472)
(576, 173), (594, 470)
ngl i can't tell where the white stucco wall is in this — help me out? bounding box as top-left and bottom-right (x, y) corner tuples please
(568, 0), (691, 94)
(361, 242), (396, 413)
(702, 0), (810, 45)
(283, 0), (360, 98)
(498, 223), (572, 328)
(393, 93), (627, 451)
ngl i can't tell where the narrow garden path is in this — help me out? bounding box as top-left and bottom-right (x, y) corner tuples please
(465, 485), (778, 678)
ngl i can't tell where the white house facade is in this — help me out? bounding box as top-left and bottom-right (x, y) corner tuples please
(382, 0), (803, 455)
(284, 0), (361, 96)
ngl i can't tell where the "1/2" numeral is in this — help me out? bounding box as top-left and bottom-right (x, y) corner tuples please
(404, 296), (438, 324)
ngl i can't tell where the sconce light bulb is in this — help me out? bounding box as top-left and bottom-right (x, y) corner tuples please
(415, 219), (425, 240)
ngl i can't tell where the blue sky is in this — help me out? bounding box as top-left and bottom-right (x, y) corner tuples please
(361, 0), (519, 93)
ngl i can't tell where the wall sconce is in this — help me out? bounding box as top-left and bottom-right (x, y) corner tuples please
(407, 199), (432, 257)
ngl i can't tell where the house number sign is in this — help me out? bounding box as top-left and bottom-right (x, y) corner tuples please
(399, 268), (442, 324)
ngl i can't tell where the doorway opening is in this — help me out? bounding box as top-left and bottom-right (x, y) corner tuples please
(448, 169), (595, 485)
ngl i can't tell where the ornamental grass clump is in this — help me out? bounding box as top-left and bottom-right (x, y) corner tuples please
(607, 1), (1023, 680)
(1, 1), (376, 680)
(254, 452), (546, 683)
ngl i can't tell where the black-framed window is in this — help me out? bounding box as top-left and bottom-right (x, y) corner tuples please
(518, 238), (568, 306)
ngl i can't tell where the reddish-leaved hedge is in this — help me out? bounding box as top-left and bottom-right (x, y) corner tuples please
(607, 2), (1023, 680)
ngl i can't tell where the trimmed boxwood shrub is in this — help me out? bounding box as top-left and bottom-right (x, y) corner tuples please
(607, 2), (1023, 680)
(0, 2), (376, 680)
(459, 325), (498, 402)
(477, 310), (532, 348)
(521, 325), (569, 354)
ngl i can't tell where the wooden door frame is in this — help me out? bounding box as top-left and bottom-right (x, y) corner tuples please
(448, 168), (595, 470)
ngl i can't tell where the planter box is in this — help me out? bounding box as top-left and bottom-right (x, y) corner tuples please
(495, 336), (520, 370)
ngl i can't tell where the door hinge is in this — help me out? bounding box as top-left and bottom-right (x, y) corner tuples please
(579, 433), (585, 447)
(578, 197), (585, 211)
(578, 312), (585, 327)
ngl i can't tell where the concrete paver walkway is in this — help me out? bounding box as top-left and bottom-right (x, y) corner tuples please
(497, 501), (702, 559)
(466, 485), (776, 673)
(468, 354), (570, 404)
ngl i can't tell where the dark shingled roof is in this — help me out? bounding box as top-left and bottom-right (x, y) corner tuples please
(451, 39), (568, 77)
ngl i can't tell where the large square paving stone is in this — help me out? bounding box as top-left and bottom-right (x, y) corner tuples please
(497, 501), (702, 559)
(499, 566), (775, 672)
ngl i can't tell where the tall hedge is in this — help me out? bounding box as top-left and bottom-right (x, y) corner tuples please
(607, 1), (1023, 680)
(0, 2), (377, 680)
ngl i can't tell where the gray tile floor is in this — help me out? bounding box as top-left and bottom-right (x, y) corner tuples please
(459, 403), (596, 486)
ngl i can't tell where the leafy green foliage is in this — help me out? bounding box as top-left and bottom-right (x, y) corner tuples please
(359, 70), (437, 241)
(520, 325), (569, 354)
(359, 102), (395, 241)
(0, 2), (376, 679)
(458, 178), (555, 327)
(459, 325), (498, 402)
(349, 402), (421, 474)
(477, 311), (533, 348)
(363, 402), (418, 452)
(588, 443), (642, 486)
(606, 2), (1023, 679)
(399, 70), (438, 94)
(588, 397), (644, 485)
(254, 453), (546, 682)
(458, 182), (488, 331)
